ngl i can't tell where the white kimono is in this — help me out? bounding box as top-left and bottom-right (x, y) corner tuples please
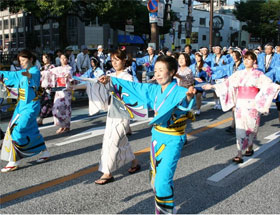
(89, 71), (135, 174)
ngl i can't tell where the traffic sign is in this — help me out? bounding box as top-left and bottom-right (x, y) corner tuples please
(125, 25), (134, 33)
(147, 0), (159, 13)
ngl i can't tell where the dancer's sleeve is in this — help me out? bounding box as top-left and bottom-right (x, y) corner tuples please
(108, 77), (158, 120)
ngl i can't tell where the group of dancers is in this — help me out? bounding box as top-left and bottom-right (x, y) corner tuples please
(0, 42), (280, 214)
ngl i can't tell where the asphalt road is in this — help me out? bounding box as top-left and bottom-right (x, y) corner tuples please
(0, 98), (279, 214)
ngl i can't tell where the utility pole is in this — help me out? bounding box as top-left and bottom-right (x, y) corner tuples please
(147, 0), (160, 50)
(209, 0), (214, 49)
(150, 23), (159, 49)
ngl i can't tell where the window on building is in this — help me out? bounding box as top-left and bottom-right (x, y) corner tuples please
(68, 17), (77, 28)
(10, 18), (16, 28)
(200, 18), (206, 26)
(4, 20), (9, 29)
(220, 37), (223, 41)
(202, 35), (206, 41)
(12, 33), (16, 39)
(0, 20), (2, 29)
(18, 17), (23, 27)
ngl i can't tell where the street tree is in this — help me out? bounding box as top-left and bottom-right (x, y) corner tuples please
(234, 0), (280, 44)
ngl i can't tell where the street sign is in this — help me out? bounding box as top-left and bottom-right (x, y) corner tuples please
(147, 0), (159, 13)
(125, 25), (134, 33)
(157, 18), (164, 27)
(149, 12), (158, 23)
(157, 2), (164, 19)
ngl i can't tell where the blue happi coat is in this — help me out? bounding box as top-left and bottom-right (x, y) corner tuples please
(135, 54), (158, 76)
(211, 61), (245, 80)
(257, 53), (280, 73)
(266, 67), (280, 102)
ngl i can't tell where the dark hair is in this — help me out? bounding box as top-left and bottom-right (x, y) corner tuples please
(90, 57), (100, 68)
(55, 49), (62, 55)
(42, 53), (52, 63)
(233, 50), (242, 60)
(110, 49), (127, 61)
(171, 52), (179, 60)
(243, 50), (257, 62)
(184, 44), (192, 50)
(194, 52), (204, 70)
(125, 52), (134, 68)
(17, 49), (36, 65)
(155, 55), (178, 77)
(178, 53), (191, 67)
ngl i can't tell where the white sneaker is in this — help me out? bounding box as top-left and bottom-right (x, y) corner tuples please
(1, 161), (20, 173)
(195, 110), (201, 115)
(36, 150), (50, 163)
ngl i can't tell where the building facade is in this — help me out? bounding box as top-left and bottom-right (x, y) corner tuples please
(162, 0), (250, 51)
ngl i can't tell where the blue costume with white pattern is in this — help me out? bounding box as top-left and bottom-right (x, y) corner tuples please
(109, 78), (195, 214)
(0, 67), (46, 162)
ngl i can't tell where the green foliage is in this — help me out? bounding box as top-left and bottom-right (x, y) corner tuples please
(0, 0), (176, 47)
(233, 0), (280, 44)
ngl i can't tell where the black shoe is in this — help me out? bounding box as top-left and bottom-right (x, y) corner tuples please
(225, 126), (235, 134)
(244, 149), (254, 157)
(0, 129), (4, 140)
(232, 156), (243, 163)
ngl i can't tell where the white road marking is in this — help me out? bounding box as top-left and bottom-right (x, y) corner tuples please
(39, 112), (107, 130)
(54, 118), (153, 146)
(207, 131), (280, 183)
(202, 101), (215, 105)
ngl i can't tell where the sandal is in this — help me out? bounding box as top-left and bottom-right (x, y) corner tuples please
(37, 118), (43, 126)
(128, 164), (141, 174)
(95, 177), (115, 185)
(56, 128), (63, 134)
(232, 156), (243, 163)
(244, 149), (254, 157)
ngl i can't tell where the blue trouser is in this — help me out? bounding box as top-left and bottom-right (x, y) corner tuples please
(150, 128), (185, 213)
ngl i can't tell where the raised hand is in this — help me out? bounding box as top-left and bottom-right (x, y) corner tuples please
(98, 76), (110, 84)
(22, 69), (31, 78)
(186, 86), (196, 97)
(202, 84), (213, 90)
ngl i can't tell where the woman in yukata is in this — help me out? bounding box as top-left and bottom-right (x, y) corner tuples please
(99, 55), (196, 214)
(73, 49), (140, 185)
(49, 53), (73, 134)
(0, 50), (50, 172)
(203, 51), (280, 163)
(37, 53), (56, 126)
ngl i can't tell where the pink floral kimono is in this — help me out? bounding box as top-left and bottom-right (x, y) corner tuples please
(215, 69), (279, 151)
(40, 64), (56, 119)
(49, 65), (73, 128)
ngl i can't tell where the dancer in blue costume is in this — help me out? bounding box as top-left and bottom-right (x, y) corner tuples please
(211, 49), (245, 134)
(189, 52), (209, 116)
(266, 66), (280, 122)
(0, 50), (50, 172)
(257, 43), (280, 73)
(211, 50), (245, 80)
(99, 56), (196, 214)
